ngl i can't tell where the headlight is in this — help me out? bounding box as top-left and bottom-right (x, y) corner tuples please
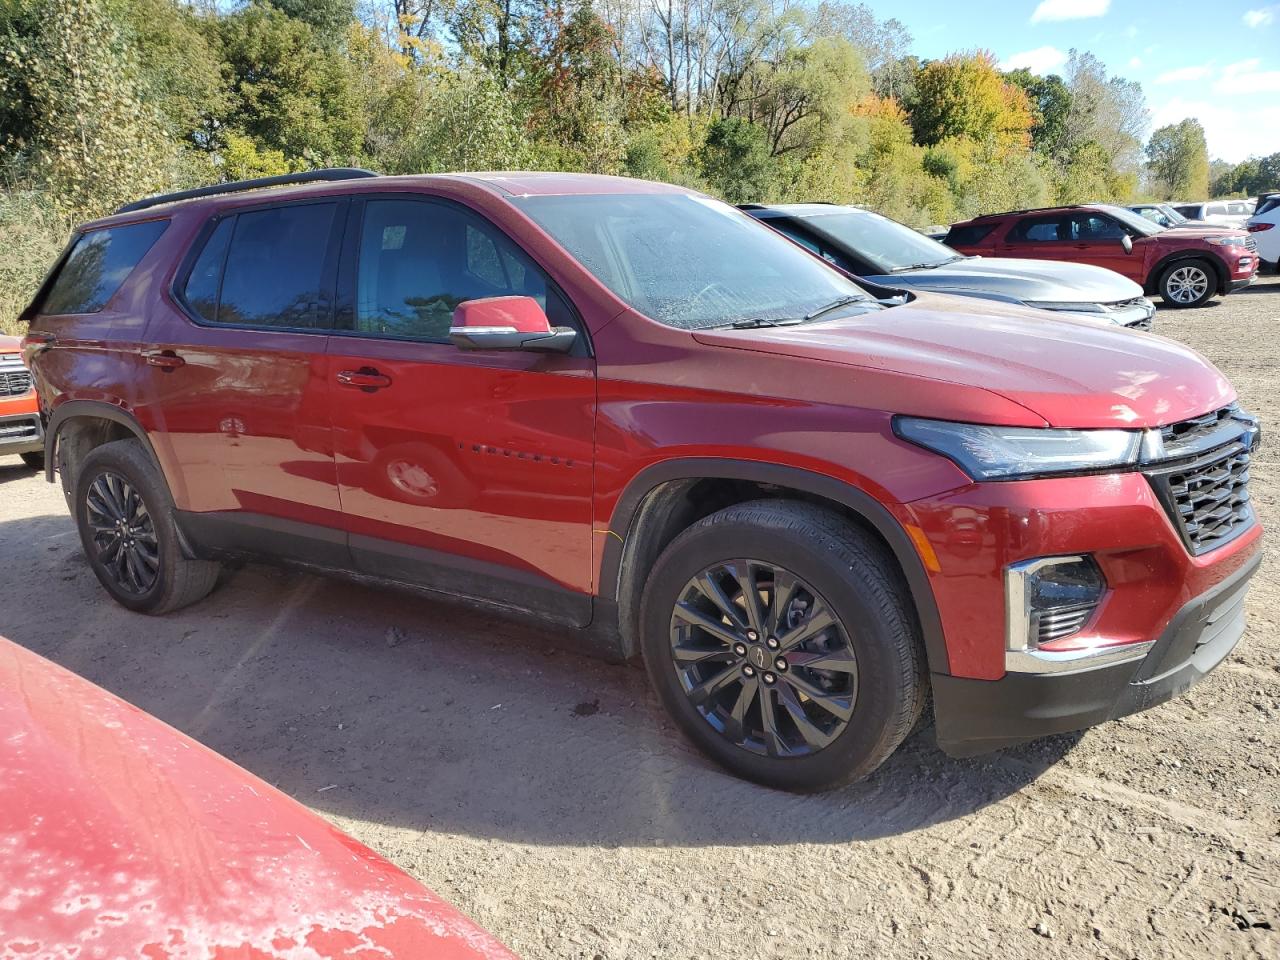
(1206, 236), (1246, 247)
(1025, 300), (1106, 313)
(893, 417), (1142, 480)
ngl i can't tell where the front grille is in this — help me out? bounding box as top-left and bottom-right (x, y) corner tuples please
(1105, 296), (1148, 310)
(0, 418), (38, 441)
(1146, 406), (1258, 555)
(0, 370), (32, 397)
(1125, 316), (1153, 330)
(1246, 236), (1258, 253)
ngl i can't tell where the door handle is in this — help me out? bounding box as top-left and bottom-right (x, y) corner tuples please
(337, 368), (392, 391)
(144, 350), (185, 371)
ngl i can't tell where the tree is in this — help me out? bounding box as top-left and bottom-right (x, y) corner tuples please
(1005, 68), (1071, 160)
(0, 0), (174, 217)
(1063, 50), (1147, 178)
(1146, 119), (1209, 200)
(265, 0), (356, 44)
(698, 117), (777, 203)
(215, 3), (364, 167)
(910, 52), (1033, 149)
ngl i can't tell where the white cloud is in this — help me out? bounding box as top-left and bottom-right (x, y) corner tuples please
(1031, 0), (1110, 23)
(1154, 64), (1214, 84)
(1243, 6), (1277, 27)
(1151, 96), (1280, 162)
(1215, 59), (1280, 93)
(999, 46), (1069, 75)
(1128, 56), (1143, 69)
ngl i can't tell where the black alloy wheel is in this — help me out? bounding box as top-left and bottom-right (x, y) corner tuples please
(84, 471), (160, 596)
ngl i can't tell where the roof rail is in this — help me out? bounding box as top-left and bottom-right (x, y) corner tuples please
(973, 203), (1086, 220)
(114, 168), (380, 215)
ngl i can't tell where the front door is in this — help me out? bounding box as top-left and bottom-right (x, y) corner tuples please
(326, 196), (597, 625)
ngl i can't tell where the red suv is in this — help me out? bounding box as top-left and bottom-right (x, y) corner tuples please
(21, 171), (1263, 791)
(946, 203), (1259, 307)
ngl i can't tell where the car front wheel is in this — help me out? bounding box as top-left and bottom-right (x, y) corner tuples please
(640, 500), (926, 792)
(1158, 259), (1216, 307)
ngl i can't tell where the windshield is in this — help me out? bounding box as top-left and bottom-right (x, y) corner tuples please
(796, 209), (961, 273)
(1158, 204), (1189, 224)
(1097, 204), (1164, 237)
(511, 193), (871, 330)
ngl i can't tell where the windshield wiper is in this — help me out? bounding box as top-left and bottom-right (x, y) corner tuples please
(803, 295), (871, 322)
(713, 316), (804, 329)
(889, 258), (958, 272)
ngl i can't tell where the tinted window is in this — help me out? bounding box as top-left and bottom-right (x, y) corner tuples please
(513, 193), (872, 330)
(41, 220), (168, 315)
(1012, 216), (1069, 242)
(944, 223), (996, 247)
(1175, 204), (1203, 218)
(214, 203), (337, 328)
(355, 199), (568, 342)
(1072, 213), (1126, 240)
(1258, 197), (1280, 216)
(181, 218), (233, 324)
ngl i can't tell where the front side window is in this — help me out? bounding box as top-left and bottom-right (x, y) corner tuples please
(353, 198), (565, 342)
(511, 193), (872, 330)
(1072, 214), (1126, 240)
(41, 220), (169, 315)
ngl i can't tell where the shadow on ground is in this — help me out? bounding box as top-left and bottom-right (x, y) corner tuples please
(0, 510), (1081, 849)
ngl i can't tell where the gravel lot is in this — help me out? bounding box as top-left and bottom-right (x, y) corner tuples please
(2, 277), (1278, 960)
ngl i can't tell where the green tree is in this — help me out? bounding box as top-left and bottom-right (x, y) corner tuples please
(698, 117), (778, 203)
(215, 3), (364, 168)
(1005, 69), (1071, 160)
(1145, 118), (1209, 200)
(265, 0), (356, 44)
(0, 0), (174, 217)
(911, 52), (1033, 148)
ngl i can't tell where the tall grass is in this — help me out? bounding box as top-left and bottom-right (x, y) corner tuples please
(0, 190), (69, 336)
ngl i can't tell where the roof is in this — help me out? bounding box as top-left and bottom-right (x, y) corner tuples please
(739, 202), (861, 218)
(87, 170), (694, 229)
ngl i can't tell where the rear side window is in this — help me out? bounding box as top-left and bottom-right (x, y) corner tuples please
(180, 202), (338, 328)
(41, 220), (168, 315)
(1009, 216), (1069, 242)
(1258, 197), (1280, 216)
(944, 223), (996, 247)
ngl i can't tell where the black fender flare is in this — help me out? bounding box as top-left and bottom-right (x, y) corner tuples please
(599, 458), (951, 676)
(43, 400), (162, 483)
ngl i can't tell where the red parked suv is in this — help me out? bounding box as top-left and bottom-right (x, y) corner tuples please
(20, 171), (1264, 791)
(0, 333), (44, 468)
(946, 203), (1259, 307)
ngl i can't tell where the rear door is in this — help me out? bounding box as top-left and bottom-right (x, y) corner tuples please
(326, 195), (596, 625)
(996, 213), (1074, 262)
(141, 198), (348, 564)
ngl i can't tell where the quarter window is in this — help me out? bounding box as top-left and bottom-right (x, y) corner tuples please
(353, 199), (567, 342)
(41, 220), (168, 315)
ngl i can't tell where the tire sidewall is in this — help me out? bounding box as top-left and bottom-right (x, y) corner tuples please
(74, 443), (173, 613)
(1159, 259), (1215, 307)
(640, 514), (914, 790)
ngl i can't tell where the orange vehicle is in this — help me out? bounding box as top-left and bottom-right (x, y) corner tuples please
(0, 333), (43, 469)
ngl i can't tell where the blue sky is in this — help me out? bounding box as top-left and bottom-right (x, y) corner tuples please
(884, 0), (1280, 162)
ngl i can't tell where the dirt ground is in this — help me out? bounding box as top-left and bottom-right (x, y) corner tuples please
(2, 278), (1279, 960)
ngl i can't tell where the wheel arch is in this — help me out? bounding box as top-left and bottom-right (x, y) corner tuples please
(1147, 251), (1228, 295)
(599, 458), (950, 676)
(43, 400), (160, 484)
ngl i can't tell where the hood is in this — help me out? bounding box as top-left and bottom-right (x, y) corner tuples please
(0, 637), (517, 960)
(1154, 224), (1246, 240)
(865, 257), (1143, 305)
(692, 293), (1233, 429)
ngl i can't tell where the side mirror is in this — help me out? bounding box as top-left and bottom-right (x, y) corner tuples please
(1121, 234), (1134, 254)
(448, 296), (576, 354)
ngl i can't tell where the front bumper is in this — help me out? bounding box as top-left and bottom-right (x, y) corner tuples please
(1228, 274), (1257, 294)
(0, 411), (43, 456)
(932, 550), (1260, 756)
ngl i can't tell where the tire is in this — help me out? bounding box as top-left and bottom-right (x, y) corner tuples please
(73, 439), (221, 614)
(19, 451), (43, 471)
(1157, 259), (1216, 307)
(639, 500), (926, 792)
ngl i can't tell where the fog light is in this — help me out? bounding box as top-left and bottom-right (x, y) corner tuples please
(1005, 556), (1105, 652)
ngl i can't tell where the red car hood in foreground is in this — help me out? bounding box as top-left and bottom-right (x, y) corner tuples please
(0, 638), (517, 960)
(694, 293), (1234, 429)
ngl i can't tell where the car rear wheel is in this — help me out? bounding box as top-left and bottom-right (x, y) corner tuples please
(1158, 259), (1216, 307)
(73, 439), (221, 614)
(19, 451), (43, 471)
(639, 500), (926, 792)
